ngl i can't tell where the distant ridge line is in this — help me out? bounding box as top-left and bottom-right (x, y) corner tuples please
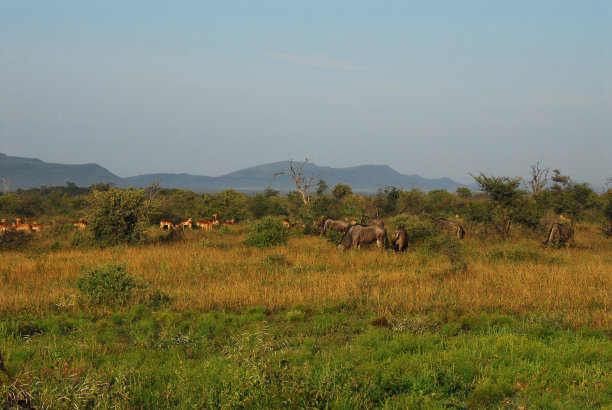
(0, 153), (473, 192)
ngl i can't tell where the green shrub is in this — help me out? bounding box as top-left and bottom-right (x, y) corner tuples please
(386, 214), (437, 243)
(325, 229), (344, 245)
(244, 217), (289, 248)
(421, 233), (466, 272)
(88, 188), (149, 246)
(75, 263), (137, 306)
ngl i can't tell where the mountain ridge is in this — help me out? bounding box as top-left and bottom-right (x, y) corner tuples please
(0, 153), (473, 192)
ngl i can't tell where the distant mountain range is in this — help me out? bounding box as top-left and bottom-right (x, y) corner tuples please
(0, 153), (473, 193)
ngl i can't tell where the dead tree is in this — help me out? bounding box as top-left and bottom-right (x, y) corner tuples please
(524, 162), (549, 196)
(147, 179), (162, 209)
(271, 159), (325, 204)
(1, 178), (10, 194)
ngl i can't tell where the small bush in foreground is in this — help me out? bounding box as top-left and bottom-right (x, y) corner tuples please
(76, 263), (136, 306)
(244, 217), (289, 248)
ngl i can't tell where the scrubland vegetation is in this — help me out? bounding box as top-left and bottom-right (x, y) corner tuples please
(1, 171), (611, 408)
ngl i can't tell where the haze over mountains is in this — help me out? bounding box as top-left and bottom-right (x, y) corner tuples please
(0, 153), (472, 193)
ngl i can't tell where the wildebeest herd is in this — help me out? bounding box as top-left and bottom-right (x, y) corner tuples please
(312, 216), (575, 251)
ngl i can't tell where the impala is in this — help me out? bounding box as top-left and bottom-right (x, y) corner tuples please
(159, 219), (174, 230)
(73, 220), (88, 231)
(177, 218), (193, 230)
(15, 218), (32, 233)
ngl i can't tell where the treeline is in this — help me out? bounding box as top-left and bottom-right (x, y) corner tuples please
(1, 169), (611, 240)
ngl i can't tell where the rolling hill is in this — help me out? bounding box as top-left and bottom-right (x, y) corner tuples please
(0, 154), (471, 192)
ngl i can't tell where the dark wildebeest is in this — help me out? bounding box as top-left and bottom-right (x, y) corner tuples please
(338, 224), (388, 251)
(390, 228), (408, 252)
(319, 218), (351, 235)
(434, 218), (465, 239)
(542, 223), (575, 248)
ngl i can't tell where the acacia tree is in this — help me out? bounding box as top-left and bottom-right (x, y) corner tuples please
(471, 173), (525, 239)
(271, 159), (325, 205)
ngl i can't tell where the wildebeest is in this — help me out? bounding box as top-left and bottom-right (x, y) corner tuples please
(319, 218), (351, 235)
(338, 224), (388, 251)
(434, 218), (465, 239)
(542, 223), (575, 248)
(390, 228), (408, 252)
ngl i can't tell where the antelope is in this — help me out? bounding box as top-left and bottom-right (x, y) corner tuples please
(222, 218), (235, 226)
(196, 219), (214, 230)
(344, 217), (357, 226)
(559, 214), (572, 224)
(29, 222), (43, 233)
(15, 218), (32, 233)
(282, 219), (292, 228)
(177, 218), (193, 230)
(160, 219), (174, 230)
(212, 213), (220, 227)
(73, 220), (88, 231)
(0, 218), (9, 234)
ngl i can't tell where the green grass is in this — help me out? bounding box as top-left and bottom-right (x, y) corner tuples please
(2, 307), (610, 408)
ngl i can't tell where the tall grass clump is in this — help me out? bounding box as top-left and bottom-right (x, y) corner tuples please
(244, 216), (289, 248)
(75, 263), (136, 306)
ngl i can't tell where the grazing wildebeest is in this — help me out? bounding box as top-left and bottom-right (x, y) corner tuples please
(434, 218), (465, 239)
(542, 223), (575, 248)
(319, 218), (351, 235)
(390, 228), (408, 252)
(338, 224), (388, 251)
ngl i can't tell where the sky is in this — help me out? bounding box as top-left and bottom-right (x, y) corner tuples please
(1, 1), (611, 186)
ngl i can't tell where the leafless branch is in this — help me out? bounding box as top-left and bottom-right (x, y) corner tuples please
(270, 158), (326, 204)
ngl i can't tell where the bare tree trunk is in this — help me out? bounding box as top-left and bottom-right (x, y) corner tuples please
(271, 159), (325, 205)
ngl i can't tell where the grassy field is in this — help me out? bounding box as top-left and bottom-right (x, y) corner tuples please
(1, 225), (611, 408)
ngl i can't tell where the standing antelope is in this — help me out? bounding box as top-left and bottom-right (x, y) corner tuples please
(177, 218), (193, 230)
(160, 219), (174, 230)
(73, 220), (88, 231)
(15, 218), (32, 233)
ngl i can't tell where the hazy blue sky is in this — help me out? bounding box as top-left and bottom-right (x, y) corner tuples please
(1, 1), (611, 185)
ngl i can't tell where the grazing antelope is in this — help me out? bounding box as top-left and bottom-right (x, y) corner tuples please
(196, 219), (214, 230)
(15, 218), (32, 233)
(222, 218), (235, 226)
(177, 218), (193, 230)
(282, 219), (292, 228)
(73, 220), (88, 231)
(29, 222), (43, 233)
(0, 219), (9, 234)
(160, 219), (174, 230)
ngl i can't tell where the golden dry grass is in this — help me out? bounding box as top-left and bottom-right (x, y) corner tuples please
(1, 225), (610, 329)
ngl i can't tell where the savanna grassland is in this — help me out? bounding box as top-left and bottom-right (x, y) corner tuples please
(1, 223), (611, 408)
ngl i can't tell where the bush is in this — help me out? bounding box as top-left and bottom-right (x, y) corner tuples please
(75, 263), (137, 306)
(244, 217), (289, 248)
(386, 214), (437, 243)
(0, 230), (30, 251)
(421, 233), (467, 273)
(88, 188), (149, 246)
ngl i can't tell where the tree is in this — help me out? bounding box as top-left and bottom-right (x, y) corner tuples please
(524, 162), (549, 196)
(471, 173), (525, 239)
(316, 179), (329, 196)
(332, 183), (352, 200)
(271, 159), (325, 205)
